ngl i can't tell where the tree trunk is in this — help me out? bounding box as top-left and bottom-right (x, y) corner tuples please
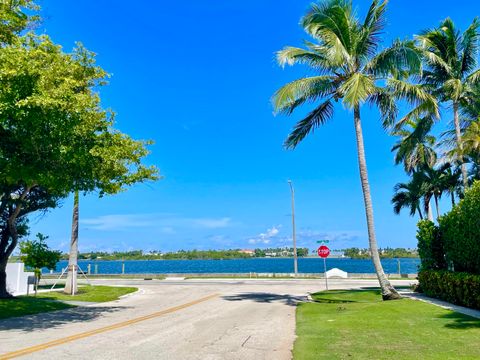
(434, 195), (440, 219)
(0, 259), (13, 298)
(353, 106), (400, 300)
(453, 102), (469, 189)
(0, 186), (31, 298)
(425, 198), (434, 221)
(64, 191), (79, 295)
(451, 192), (455, 207)
(417, 206), (424, 220)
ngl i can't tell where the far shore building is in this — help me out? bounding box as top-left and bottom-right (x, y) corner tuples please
(239, 249), (255, 256)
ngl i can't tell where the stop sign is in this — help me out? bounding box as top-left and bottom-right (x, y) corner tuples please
(317, 245), (330, 258)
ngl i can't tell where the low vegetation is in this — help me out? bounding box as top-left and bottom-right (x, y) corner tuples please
(0, 285), (137, 320)
(36, 285), (137, 303)
(417, 182), (480, 308)
(63, 248), (311, 261)
(419, 270), (480, 310)
(294, 289), (480, 360)
(342, 247), (419, 259)
(0, 297), (74, 320)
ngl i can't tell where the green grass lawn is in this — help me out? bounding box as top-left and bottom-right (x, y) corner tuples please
(0, 297), (74, 320)
(0, 285), (137, 320)
(294, 289), (480, 360)
(36, 285), (137, 303)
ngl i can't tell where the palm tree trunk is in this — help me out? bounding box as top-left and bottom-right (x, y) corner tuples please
(451, 192), (455, 207)
(353, 106), (400, 300)
(417, 205), (424, 220)
(453, 102), (469, 189)
(425, 197), (434, 221)
(434, 195), (440, 219)
(64, 190), (79, 295)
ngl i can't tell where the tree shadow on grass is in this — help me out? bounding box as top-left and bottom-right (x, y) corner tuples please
(312, 289), (382, 304)
(440, 312), (480, 330)
(222, 292), (307, 306)
(0, 304), (128, 332)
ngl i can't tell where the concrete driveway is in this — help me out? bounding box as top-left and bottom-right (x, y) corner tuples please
(0, 278), (414, 359)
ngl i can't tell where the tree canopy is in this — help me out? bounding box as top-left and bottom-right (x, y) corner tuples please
(0, 34), (159, 297)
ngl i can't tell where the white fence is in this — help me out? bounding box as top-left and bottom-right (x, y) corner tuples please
(6, 262), (34, 296)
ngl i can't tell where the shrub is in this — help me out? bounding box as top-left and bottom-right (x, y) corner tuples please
(418, 270), (480, 310)
(416, 220), (447, 271)
(439, 181), (480, 274)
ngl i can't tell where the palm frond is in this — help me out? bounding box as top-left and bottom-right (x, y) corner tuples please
(396, 101), (439, 129)
(466, 68), (480, 84)
(460, 18), (480, 74)
(389, 78), (439, 110)
(368, 88), (398, 129)
(367, 39), (422, 77)
(356, 0), (387, 57)
(301, 0), (354, 66)
(272, 76), (336, 115)
(443, 78), (463, 101)
(284, 99), (334, 149)
(338, 72), (375, 108)
(276, 46), (329, 69)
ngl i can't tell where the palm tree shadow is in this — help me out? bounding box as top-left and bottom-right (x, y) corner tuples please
(0, 304), (128, 332)
(312, 289), (381, 304)
(222, 292), (307, 306)
(312, 297), (357, 304)
(440, 312), (480, 330)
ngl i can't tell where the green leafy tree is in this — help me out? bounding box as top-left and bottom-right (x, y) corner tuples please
(272, 0), (432, 299)
(19, 233), (61, 292)
(416, 18), (480, 188)
(64, 126), (159, 295)
(0, 35), (158, 298)
(0, 0), (38, 45)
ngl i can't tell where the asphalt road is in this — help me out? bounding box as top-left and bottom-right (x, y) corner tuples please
(0, 278), (415, 360)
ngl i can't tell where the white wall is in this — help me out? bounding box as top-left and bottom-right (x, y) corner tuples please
(6, 262), (34, 296)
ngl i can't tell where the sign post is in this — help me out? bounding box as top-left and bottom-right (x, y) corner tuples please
(317, 245), (330, 290)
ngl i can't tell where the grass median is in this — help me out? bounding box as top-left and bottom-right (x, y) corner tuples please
(294, 289), (480, 360)
(35, 285), (137, 302)
(0, 285), (137, 320)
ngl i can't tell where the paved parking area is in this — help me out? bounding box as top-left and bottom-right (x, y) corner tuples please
(0, 278), (415, 359)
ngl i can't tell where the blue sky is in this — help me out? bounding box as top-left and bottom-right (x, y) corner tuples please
(24, 0), (480, 253)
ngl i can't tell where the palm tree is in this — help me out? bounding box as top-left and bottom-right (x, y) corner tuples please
(443, 166), (462, 206)
(391, 116), (437, 173)
(272, 0), (430, 300)
(416, 18), (480, 189)
(392, 177), (425, 220)
(414, 163), (453, 219)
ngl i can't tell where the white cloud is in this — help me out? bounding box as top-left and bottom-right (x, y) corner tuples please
(247, 225), (281, 245)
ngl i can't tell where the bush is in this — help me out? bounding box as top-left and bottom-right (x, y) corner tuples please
(416, 220), (447, 271)
(418, 270), (480, 310)
(439, 181), (480, 274)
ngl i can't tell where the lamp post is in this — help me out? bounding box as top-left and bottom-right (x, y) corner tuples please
(288, 180), (298, 277)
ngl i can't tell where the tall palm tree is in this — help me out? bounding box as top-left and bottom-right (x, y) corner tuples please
(443, 166), (462, 206)
(272, 0), (430, 300)
(391, 116), (437, 173)
(414, 163), (453, 219)
(416, 18), (480, 189)
(392, 177), (424, 220)
(392, 177), (425, 220)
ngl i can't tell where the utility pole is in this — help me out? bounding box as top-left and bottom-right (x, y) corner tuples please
(288, 180), (298, 277)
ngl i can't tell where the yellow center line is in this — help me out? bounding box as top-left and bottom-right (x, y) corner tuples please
(0, 293), (219, 359)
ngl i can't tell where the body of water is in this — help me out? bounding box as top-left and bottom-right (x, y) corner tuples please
(50, 258), (420, 274)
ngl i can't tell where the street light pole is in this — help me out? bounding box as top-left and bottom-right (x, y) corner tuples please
(288, 180), (298, 277)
